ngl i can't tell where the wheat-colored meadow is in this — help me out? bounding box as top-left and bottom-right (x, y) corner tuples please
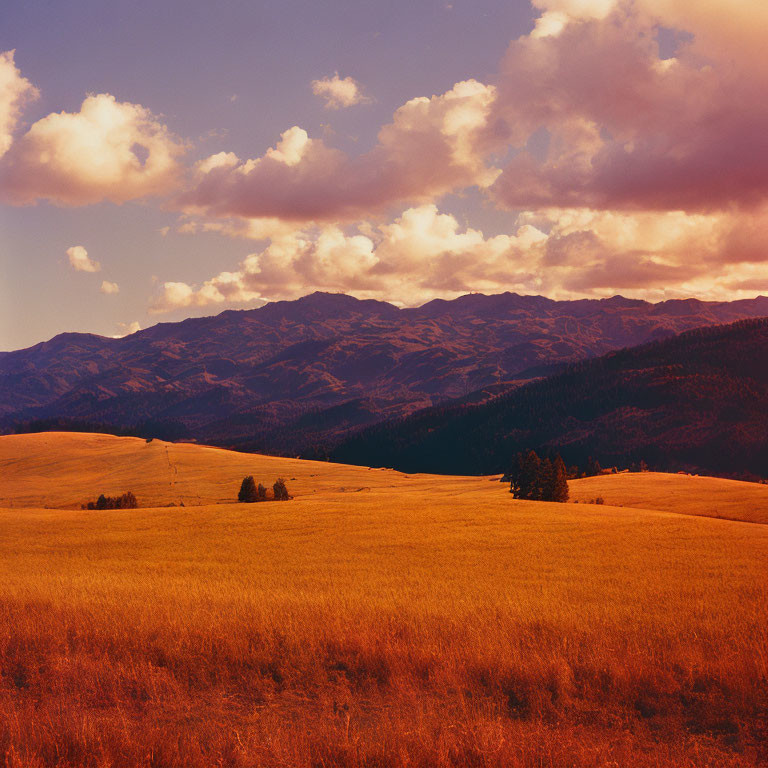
(1, 433), (766, 767)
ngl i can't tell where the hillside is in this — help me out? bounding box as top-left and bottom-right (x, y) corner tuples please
(570, 472), (768, 525)
(3, 431), (767, 523)
(330, 317), (768, 477)
(1, 433), (766, 767)
(0, 431), (488, 509)
(3, 291), (768, 454)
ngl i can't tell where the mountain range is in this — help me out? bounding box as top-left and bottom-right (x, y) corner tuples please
(4, 291), (768, 455)
(330, 317), (768, 478)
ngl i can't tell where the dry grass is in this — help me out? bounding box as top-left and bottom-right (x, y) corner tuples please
(571, 471), (768, 525)
(0, 431), (489, 509)
(1, 434), (766, 767)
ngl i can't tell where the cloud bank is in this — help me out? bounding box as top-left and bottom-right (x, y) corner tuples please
(153, 202), (765, 312)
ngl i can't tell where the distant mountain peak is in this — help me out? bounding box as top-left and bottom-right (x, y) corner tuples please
(262, 291), (399, 318)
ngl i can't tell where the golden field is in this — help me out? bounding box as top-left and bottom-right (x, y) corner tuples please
(1, 433), (766, 767)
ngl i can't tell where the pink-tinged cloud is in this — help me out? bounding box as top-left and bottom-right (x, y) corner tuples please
(66, 245), (100, 273)
(0, 93), (186, 205)
(155, 201), (768, 312)
(113, 320), (141, 338)
(311, 73), (371, 109)
(151, 204), (544, 312)
(179, 80), (498, 223)
(488, 1), (768, 214)
(0, 50), (39, 160)
(100, 280), (120, 294)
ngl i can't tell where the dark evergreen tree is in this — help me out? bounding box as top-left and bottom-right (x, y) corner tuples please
(586, 456), (602, 476)
(96, 494), (108, 510)
(522, 450), (543, 500)
(510, 451), (568, 502)
(273, 478), (290, 501)
(550, 455), (569, 502)
(537, 457), (554, 501)
(256, 483), (267, 501)
(238, 476), (257, 503)
(510, 450), (543, 499)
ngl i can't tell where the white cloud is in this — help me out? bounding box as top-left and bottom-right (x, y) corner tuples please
(1, 93), (186, 205)
(181, 80), (498, 223)
(67, 245), (100, 273)
(0, 50), (38, 160)
(151, 204), (546, 312)
(114, 320), (141, 337)
(532, 0), (616, 22)
(100, 280), (119, 294)
(153, 199), (768, 311)
(311, 73), (371, 109)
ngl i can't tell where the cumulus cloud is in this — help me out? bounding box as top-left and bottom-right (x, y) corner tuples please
(180, 80), (498, 222)
(11, 1), (768, 306)
(178, 0), (768, 258)
(488, 0), (768, 215)
(0, 50), (38, 160)
(114, 321), (141, 337)
(100, 280), (119, 294)
(67, 245), (100, 273)
(158, 0), (768, 305)
(154, 199), (768, 312)
(311, 73), (371, 109)
(151, 204), (546, 312)
(0, 93), (186, 205)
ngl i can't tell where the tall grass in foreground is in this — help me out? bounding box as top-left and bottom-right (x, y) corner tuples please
(1, 493), (766, 767)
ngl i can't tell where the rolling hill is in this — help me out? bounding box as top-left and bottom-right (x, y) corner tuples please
(3, 291), (768, 454)
(4, 431), (768, 524)
(330, 317), (768, 477)
(1, 432), (766, 767)
(0, 431), (487, 509)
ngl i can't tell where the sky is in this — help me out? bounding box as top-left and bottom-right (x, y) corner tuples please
(3, 0), (768, 350)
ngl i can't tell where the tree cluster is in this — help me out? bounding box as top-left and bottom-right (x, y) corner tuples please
(84, 492), (138, 510)
(238, 476), (291, 503)
(509, 451), (569, 502)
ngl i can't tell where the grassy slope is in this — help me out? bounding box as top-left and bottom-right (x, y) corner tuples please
(571, 471), (768, 525)
(1, 433), (767, 767)
(0, 432), (491, 509)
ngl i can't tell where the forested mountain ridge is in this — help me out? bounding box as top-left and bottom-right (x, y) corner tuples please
(329, 317), (768, 477)
(4, 291), (768, 454)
